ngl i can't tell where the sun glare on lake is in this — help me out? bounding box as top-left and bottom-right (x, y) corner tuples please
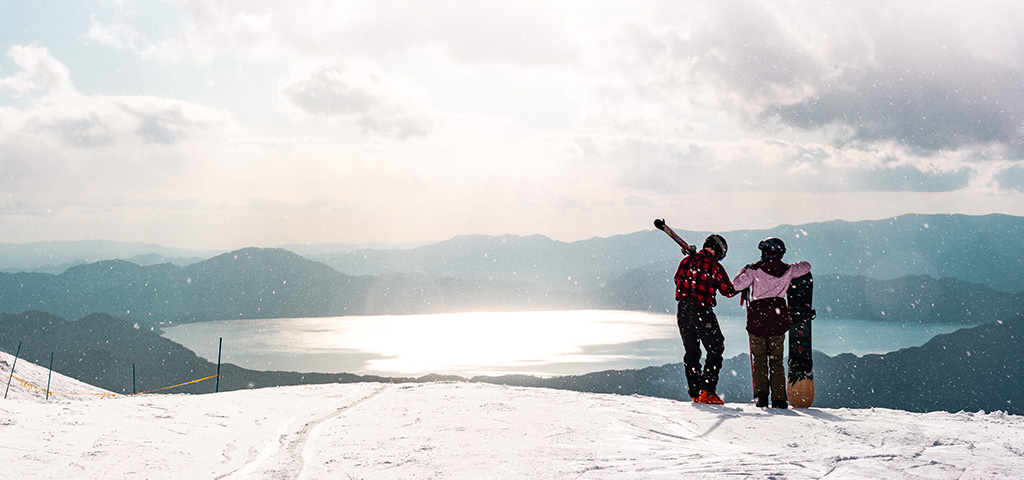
(162, 310), (679, 377)
(161, 311), (965, 378)
(322, 310), (670, 376)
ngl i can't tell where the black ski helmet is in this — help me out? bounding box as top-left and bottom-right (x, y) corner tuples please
(703, 234), (728, 260)
(758, 237), (786, 258)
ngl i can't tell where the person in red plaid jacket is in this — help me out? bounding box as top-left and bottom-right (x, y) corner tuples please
(674, 234), (738, 405)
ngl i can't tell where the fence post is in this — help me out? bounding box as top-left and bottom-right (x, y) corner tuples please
(46, 352), (54, 401)
(215, 337), (222, 393)
(133, 363), (137, 395)
(4, 342), (22, 399)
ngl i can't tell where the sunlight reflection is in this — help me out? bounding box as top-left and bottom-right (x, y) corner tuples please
(161, 311), (965, 378)
(309, 310), (669, 375)
(163, 310), (677, 377)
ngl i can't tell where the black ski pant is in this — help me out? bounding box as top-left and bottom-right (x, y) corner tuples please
(677, 298), (725, 399)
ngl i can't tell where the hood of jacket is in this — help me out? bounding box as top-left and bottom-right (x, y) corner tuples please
(750, 258), (790, 278)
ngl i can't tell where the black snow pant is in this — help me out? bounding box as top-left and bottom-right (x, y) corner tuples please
(677, 298), (726, 399)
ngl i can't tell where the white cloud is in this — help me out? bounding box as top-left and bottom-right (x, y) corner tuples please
(5, 93), (235, 150)
(79, 1), (1024, 155)
(603, 0), (1024, 153)
(87, 14), (132, 50)
(3, 45), (76, 96)
(0, 45), (239, 213)
(279, 60), (435, 139)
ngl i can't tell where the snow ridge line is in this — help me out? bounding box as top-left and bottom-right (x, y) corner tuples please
(216, 384), (393, 480)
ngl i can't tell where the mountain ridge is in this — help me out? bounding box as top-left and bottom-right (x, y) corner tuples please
(5, 213), (1023, 292)
(312, 213), (1024, 292)
(0, 246), (1018, 326)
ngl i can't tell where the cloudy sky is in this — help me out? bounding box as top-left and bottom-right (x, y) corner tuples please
(2, 1), (1022, 249)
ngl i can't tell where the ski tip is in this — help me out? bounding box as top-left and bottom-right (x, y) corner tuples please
(653, 218), (665, 230)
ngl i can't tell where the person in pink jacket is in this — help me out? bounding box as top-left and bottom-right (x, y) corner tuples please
(732, 238), (811, 409)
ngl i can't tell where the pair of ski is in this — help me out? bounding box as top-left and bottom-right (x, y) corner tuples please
(654, 218), (815, 408)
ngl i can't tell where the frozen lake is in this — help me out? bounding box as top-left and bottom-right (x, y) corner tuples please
(161, 310), (967, 378)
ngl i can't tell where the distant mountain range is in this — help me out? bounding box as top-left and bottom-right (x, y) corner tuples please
(4, 214), (1024, 292)
(310, 213), (1024, 293)
(2, 311), (1020, 415)
(0, 246), (1018, 326)
(0, 239), (218, 274)
(0, 248), (581, 325)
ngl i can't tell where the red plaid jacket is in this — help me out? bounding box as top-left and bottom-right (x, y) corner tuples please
(675, 249), (738, 307)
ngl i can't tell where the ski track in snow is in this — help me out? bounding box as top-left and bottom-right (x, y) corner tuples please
(217, 384), (393, 480)
(3, 349), (1024, 479)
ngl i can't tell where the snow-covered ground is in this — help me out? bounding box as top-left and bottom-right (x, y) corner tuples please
(2, 350), (1023, 479)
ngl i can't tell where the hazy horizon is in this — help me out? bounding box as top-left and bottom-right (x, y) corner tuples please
(1, 211), (1018, 254)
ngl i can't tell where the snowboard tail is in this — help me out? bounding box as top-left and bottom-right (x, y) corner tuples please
(786, 272), (815, 408)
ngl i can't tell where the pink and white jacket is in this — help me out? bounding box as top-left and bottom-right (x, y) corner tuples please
(732, 259), (811, 336)
(732, 260), (812, 302)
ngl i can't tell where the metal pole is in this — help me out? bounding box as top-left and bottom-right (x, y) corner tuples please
(133, 363), (137, 395)
(215, 337), (222, 393)
(4, 342), (22, 399)
(46, 352), (54, 401)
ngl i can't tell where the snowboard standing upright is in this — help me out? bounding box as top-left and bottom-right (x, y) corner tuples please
(786, 272), (815, 408)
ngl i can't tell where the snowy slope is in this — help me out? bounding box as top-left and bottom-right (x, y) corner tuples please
(2, 352), (1022, 480)
(1, 350), (114, 401)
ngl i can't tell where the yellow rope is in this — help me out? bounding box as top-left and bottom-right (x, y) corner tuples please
(134, 374), (220, 395)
